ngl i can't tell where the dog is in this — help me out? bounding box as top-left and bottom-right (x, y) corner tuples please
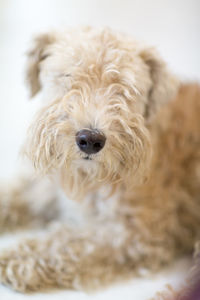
(0, 27), (200, 293)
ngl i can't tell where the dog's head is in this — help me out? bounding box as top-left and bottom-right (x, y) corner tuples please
(25, 27), (178, 199)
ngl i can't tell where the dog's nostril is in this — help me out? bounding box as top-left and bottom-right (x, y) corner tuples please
(76, 129), (106, 155)
(93, 142), (101, 149)
(79, 140), (87, 146)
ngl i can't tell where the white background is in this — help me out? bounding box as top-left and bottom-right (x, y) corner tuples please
(0, 0), (199, 299)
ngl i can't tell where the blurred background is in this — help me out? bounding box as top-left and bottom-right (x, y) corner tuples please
(0, 0), (200, 179)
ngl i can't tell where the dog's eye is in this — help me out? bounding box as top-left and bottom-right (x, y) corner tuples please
(58, 73), (71, 78)
(63, 73), (71, 77)
(40, 53), (50, 60)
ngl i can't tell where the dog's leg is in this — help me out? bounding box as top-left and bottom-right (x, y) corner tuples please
(0, 177), (60, 232)
(0, 215), (176, 292)
(1, 184), (197, 292)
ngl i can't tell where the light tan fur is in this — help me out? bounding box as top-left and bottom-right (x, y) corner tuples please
(0, 27), (199, 293)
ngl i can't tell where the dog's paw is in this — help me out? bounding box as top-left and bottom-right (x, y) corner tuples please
(0, 240), (77, 293)
(0, 249), (45, 292)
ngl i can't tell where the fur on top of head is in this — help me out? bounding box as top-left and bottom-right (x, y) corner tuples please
(24, 27), (178, 199)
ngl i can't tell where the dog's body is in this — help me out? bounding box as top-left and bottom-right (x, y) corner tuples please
(0, 27), (200, 292)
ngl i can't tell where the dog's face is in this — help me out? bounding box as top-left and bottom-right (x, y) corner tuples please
(25, 27), (178, 199)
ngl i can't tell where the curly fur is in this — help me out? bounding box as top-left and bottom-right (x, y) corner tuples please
(0, 27), (199, 293)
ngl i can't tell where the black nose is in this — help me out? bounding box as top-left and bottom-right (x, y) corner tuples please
(76, 129), (106, 154)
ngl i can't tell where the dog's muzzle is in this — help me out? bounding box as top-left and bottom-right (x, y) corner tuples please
(76, 129), (106, 155)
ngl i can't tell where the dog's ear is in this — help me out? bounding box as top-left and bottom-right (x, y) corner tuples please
(140, 47), (179, 120)
(25, 33), (56, 97)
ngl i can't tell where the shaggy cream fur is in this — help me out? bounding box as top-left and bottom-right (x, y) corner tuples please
(0, 27), (199, 293)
